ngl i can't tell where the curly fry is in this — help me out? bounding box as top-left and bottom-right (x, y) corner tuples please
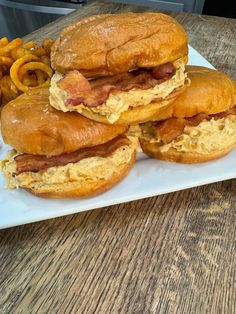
(0, 75), (20, 102)
(0, 56), (13, 66)
(42, 38), (54, 55)
(22, 74), (31, 86)
(31, 46), (47, 57)
(33, 78), (50, 89)
(22, 73), (38, 86)
(41, 55), (50, 66)
(0, 38), (23, 56)
(35, 70), (45, 85)
(10, 47), (32, 60)
(10, 54), (39, 92)
(19, 61), (53, 79)
(42, 38), (54, 47)
(10, 47), (23, 60)
(23, 41), (36, 50)
(1, 64), (9, 75)
(0, 37), (9, 47)
(0, 37), (54, 106)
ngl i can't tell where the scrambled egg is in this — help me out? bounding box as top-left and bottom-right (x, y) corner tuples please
(49, 59), (187, 123)
(2, 145), (133, 189)
(159, 116), (236, 154)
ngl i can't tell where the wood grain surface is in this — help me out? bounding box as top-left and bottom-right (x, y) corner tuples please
(1, 2), (236, 313)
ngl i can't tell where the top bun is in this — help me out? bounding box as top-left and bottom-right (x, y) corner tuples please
(155, 66), (236, 120)
(1, 87), (127, 156)
(51, 13), (188, 77)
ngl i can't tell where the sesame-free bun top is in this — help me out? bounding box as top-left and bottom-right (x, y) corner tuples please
(51, 13), (188, 77)
(158, 66), (236, 120)
(1, 87), (127, 156)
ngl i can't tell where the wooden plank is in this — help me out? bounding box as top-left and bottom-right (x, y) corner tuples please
(0, 180), (235, 313)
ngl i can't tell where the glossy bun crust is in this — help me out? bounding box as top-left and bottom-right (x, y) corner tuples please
(139, 66), (236, 163)
(51, 13), (188, 77)
(140, 137), (236, 163)
(77, 85), (187, 125)
(157, 66), (236, 120)
(1, 87), (127, 156)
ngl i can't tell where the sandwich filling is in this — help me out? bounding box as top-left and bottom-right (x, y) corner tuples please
(50, 58), (187, 123)
(127, 125), (143, 152)
(1, 135), (134, 189)
(141, 105), (236, 154)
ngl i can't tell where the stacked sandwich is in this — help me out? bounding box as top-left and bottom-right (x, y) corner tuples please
(1, 13), (236, 198)
(139, 66), (236, 162)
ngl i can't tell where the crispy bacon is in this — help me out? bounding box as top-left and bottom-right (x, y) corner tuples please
(57, 70), (91, 94)
(14, 135), (130, 176)
(58, 63), (176, 107)
(155, 105), (236, 144)
(155, 118), (187, 144)
(151, 62), (176, 80)
(66, 85), (117, 107)
(186, 113), (211, 126)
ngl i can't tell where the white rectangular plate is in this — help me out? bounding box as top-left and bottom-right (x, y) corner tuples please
(0, 46), (235, 229)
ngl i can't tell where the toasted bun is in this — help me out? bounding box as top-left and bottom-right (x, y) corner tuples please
(77, 85), (187, 125)
(140, 115), (236, 163)
(1, 87), (127, 156)
(156, 66), (236, 120)
(2, 145), (136, 198)
(51, 13), (188, 77)
(140, 137), (236, 163)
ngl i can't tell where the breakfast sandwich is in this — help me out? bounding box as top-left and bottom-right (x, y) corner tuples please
(49, 13), (189, 125)
(0, 87), (136, 197)
(139, 66), (236, 163)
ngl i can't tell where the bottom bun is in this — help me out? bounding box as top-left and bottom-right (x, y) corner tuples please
(78, 85), (187, 125)
(140, 115), (236, 163)
(1, 145), (136, 198)
(140, 138), (235, 163)
(78, 97), (174, 125)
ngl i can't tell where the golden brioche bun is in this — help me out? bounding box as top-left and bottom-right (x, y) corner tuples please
(77, 87), (186, 125)
(156, 66), (236, 120)
(51, 13), (188, 77)
(140, 137), (236, 163)
(1, 87), (127, 156)
(139, 66), (236, 163)
(2, 145), (136, 198)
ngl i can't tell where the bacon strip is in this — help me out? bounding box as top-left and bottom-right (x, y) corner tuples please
(155, 118), (186, 144)
(155, 105), (236, 144)
(14, 135), (130, 176)
(57, 63), (176, 107)
(151, 62), (175, 80)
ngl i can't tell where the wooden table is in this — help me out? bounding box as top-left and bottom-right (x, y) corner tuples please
(1, 2), (236, 313)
